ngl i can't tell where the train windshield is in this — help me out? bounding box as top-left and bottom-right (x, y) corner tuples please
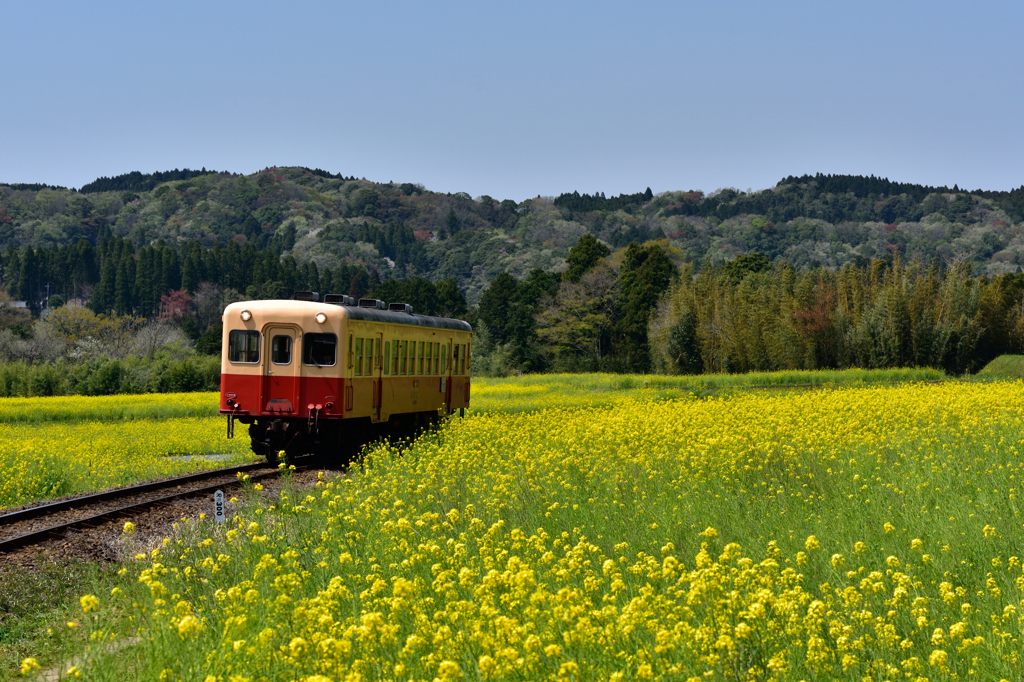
(303, 333), (337, 367)
(228, 330), (260, 363)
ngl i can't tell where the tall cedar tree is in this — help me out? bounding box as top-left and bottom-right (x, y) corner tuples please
(615, 243), (677, 372)
(564, 234), (611, 282)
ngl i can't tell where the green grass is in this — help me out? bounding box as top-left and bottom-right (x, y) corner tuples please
(0, 560), (104, 680)
(975, 354), (1024, 380)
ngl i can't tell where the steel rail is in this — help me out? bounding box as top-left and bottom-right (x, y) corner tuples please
(0, 458), (317, 553)
(0, 461), (269, 526)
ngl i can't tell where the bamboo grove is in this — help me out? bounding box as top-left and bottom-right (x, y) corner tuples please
(648, 256), (1024, 376)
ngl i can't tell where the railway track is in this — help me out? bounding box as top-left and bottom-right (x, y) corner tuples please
(0, 459), (313, 553)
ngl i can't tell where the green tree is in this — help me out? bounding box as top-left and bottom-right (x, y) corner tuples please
(666, 309), (702, 374)
(722, 252), (771, 284)
(564, 234), (610, 283)
(536, 264), (616, 370)
(615, 243), (677, 371)
(435, 278), (468, 318)
(478, 272), (519, 344)
(478, 270), (554, 370)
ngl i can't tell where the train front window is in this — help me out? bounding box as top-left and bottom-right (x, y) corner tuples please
(303, 333), (337, 367)
(228, 330), (260, 363)
(271, 335), (291, 364)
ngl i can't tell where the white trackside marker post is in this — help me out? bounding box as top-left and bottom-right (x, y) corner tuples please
(214, 490), (226, 524)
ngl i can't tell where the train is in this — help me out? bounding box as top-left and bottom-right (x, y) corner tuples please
(219, 292), (472, 463)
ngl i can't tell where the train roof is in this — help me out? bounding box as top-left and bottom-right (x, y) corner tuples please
(224, 300), (472, 332)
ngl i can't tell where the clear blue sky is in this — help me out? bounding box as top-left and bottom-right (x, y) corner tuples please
(3, 1), (1022, 200)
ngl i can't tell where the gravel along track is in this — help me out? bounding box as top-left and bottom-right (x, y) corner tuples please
(0, 460), (319, 559)
(0, 466), (329, 565)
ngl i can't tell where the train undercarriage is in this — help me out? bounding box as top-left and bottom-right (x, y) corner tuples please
(236, 412), (447, 465)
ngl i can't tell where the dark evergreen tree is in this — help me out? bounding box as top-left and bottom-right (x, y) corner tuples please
(435, 278), (468, 318)
(615, 243), (677, 371)
(666, 310), (702, 374)
(478, 272), (520, 344)
(564, 234), (611, 282)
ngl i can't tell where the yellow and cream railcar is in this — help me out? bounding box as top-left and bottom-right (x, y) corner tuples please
(220, 295), (472, 462)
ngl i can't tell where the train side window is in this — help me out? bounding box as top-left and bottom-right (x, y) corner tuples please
(392, 340), (399, 375)
(461, 344), (467, 374)
(271, 335), (291, 364)
(303, 333), (337, 367)
(453, 344), (460, 375)
(426, 342), (432, 375)
(228, 330), (260, 363)
(441, 344), (447, 373)
(466, 342), (471, 373)
(434, 342), (440, 375)
(383, 342), (390, 375)
(417, 341), (423, 375)
(355, 338), (364, 376)
(400, 340), (408, 375)
(368, 338), (376, 370)
(347, 335), (353, 368)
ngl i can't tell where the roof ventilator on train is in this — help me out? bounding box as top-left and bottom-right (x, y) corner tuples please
(324, 294), (356, 306)
(292, 291), (320, 301)
(358, 298), (387, 310)
(388, 303), (414, 314)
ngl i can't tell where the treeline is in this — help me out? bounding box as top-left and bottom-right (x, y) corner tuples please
(5, 167), (1024, 298)
(472, 240), (1024, 376)
(0, 355), (220, 397)
(475, 235), (677, 374)
(648, 255), (1023, 376)
(554, 188), (654, 213)
(653, 178), (976, 225)
(0, 217), (470, 392)
(2, 224), (380, 315)
(79, 168), (226, 194)
(555, 173), (1024, 225)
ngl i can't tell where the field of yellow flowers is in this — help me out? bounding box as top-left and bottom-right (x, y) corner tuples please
(0, 370), (937, 511)
(42, 379), (1024, 681)
(0, 392), (252, 510)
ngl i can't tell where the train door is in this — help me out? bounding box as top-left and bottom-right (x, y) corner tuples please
(263, 325), (300, 414)
(443, 337), (453, 413)
(371, 332), (384, 422)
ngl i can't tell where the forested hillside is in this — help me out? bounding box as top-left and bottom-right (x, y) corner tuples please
(2, 166), (1024, 383)
(4, 167), (1024, 303)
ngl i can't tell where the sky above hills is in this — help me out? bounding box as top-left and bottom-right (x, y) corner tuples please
(3, 1), (1023, 200)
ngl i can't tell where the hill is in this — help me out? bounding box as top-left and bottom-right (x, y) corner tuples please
(3, 168), (1024, 306)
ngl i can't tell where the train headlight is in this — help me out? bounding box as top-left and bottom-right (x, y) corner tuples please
(315, 312), (327, 324)
(240, 310), (252, 322)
